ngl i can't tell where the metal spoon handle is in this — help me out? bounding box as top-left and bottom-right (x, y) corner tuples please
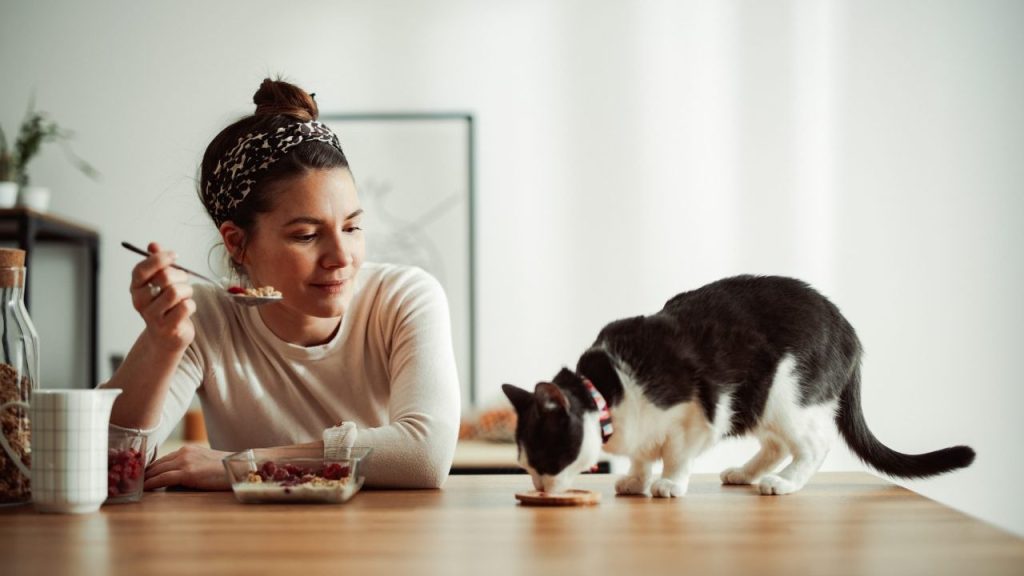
(120, 241), (221, 286)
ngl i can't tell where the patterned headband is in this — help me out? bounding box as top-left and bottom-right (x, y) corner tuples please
(202, 121), (344, 227)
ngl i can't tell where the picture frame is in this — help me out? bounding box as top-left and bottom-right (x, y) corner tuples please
(319, 113), (477, 405)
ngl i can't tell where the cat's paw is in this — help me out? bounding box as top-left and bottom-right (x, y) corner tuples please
(758, 474), (797, 495)
(720, 467), (755, 485)
(615, 475), (649, 496)
(650, 478), (688, 498)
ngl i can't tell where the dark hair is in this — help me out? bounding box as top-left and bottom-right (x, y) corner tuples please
(198, 78), (350, 269)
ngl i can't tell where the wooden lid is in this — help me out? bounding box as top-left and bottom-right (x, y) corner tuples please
(0, 248), (26, 287)
(0, 248), (25, 268)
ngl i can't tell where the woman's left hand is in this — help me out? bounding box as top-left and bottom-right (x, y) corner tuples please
(144, 444), (233, 491)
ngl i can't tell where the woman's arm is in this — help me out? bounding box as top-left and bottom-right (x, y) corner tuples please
(105, 330), (190, 430)
(144, 440), (324, 491)
(324, 270), (461, 489)
(103, 242), (196, 429)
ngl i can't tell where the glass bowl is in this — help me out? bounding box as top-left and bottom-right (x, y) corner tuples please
(222, 446), (371, 504)
(106, 429), (147, 504)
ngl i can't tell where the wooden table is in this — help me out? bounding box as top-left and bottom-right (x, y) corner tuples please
(1, 473), (1021, 575)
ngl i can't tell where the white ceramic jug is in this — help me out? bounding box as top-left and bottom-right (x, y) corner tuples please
(0, 388), (122, 514)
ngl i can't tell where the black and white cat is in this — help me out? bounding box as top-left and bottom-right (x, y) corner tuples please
(502, 275), (975, 497)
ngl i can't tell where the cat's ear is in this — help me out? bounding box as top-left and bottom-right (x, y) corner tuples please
(534, 382), (569, 413)
(502, 384), (534, 413)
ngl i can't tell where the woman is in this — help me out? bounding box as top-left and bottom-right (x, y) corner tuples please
(103, 78), (460, 489)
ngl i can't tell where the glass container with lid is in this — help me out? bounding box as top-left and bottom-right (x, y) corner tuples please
(0, 248), (40, 506)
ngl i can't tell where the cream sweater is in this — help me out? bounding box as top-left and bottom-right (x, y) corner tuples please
(125, 262), (460, 488)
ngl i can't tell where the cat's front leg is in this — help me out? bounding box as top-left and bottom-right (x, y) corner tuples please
(615, 458), (653, 495)
(651, 436), (698, 498)
(651, 467), (691, 497)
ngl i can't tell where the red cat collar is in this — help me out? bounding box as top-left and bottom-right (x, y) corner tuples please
(581, 375), (614, 444)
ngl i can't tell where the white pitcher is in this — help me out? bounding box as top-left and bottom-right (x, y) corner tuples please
(0, 388), (122, 514)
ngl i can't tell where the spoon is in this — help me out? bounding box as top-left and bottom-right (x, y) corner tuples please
(120, 241), (283, 306)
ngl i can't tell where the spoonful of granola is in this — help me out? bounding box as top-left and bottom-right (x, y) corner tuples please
(121, 241), (283, 306)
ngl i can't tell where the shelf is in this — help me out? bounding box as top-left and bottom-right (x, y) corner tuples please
(0, 207), (99, 387)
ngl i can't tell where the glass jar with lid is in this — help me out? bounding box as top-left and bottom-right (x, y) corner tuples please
(0, 248), (40, 506)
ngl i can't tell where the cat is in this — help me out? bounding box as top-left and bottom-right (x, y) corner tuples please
(502, 275), (975, 497)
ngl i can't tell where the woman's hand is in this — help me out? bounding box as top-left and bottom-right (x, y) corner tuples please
(144, 444), (233, 491)
(129, 242), (196, 353)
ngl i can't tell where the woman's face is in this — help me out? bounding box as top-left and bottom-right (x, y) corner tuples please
(231, 167), (365, 320)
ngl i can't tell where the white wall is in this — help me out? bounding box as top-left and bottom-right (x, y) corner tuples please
(1, 0), (1020, 535)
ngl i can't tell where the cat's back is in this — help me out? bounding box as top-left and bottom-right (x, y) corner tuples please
(596, 275), (856, 365)
(665, 275), (817, 314)
(596, 276), (835, 345)
(663, 275), (844, 331)
(648, 275), (856, 368)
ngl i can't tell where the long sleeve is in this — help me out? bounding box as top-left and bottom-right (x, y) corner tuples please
(106, 344), (203, 464)
(145, 345), (203, 461)
(348, 270), (461, 488)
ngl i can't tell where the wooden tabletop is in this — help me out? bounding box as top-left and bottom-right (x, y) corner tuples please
(1, 472), (1021, 576)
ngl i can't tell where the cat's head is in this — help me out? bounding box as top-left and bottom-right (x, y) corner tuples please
(502, 369), (603, 493)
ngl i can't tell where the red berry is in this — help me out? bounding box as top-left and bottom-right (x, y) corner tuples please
(322, 463), (350, 480)
(228, 286), (246, 294)
(108, 447), (146, 499)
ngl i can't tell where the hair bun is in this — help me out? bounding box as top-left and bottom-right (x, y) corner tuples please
(252, 78), (319, 122)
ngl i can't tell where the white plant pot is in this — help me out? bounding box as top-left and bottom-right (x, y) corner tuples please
(18, 185), (51, 212)
(0, 182), (18, 208)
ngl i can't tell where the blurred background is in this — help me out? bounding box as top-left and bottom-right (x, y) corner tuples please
(1, 0), (1021, 535)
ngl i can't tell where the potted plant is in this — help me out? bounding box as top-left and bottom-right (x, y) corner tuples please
(0, 101), (98, 211)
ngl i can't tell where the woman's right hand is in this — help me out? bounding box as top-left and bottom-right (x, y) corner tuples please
(129, 242), (196, 353)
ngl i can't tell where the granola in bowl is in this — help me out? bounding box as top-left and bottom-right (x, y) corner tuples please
(223, 447), (370, 504)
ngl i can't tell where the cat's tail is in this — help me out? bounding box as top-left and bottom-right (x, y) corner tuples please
(836, 364), (975, 479)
